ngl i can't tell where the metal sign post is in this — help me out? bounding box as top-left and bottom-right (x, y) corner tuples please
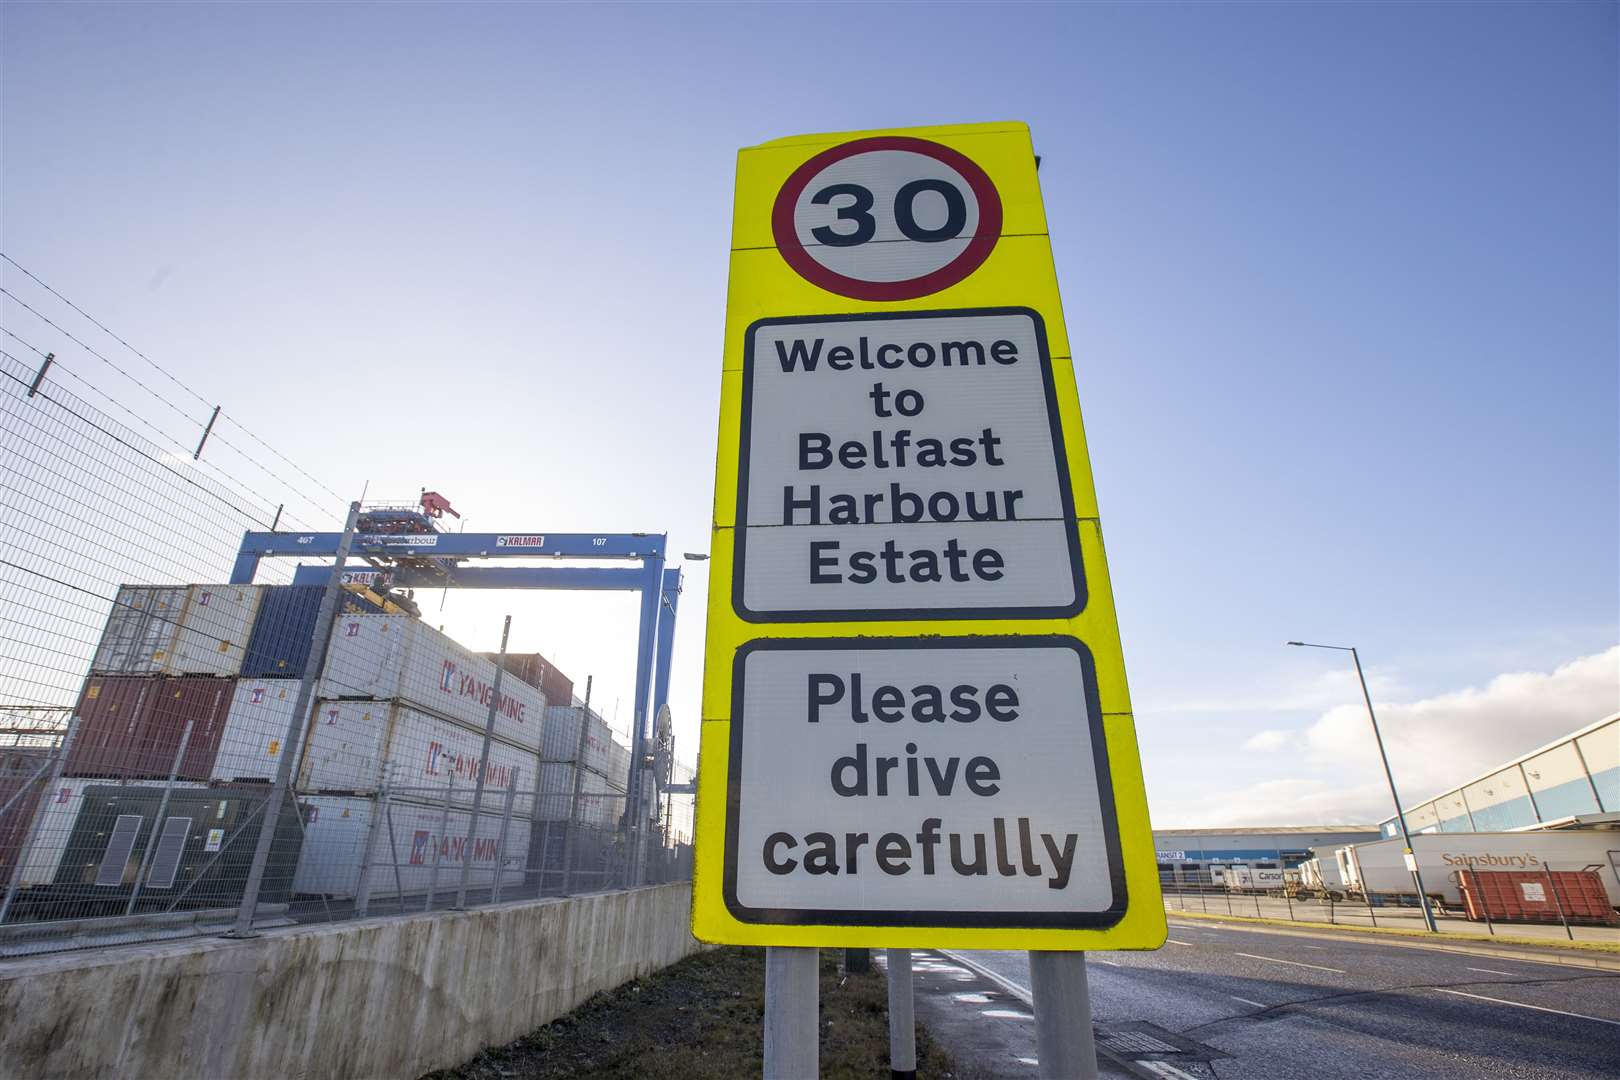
(887, 948), (917, 1080)
(763, 946), (818, 1079)
(691, 123), (1166, 1077)
(1030, 951), (1099, 1080)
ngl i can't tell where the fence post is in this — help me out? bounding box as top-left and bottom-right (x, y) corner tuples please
(383, 787), (405, 911)
(355, 773), (389, 917)
(1543, 865), (1573, 940)
(561, 676), (593, 897)
(1469, 867), (1493, 935)
(0, 711), (84, 925)
(493, 783), (516, 904)
(457, 614), (510, 910)
(227, 500), (360, 937)
(124, 716), (196, 916)
(426, 774), (453, 912)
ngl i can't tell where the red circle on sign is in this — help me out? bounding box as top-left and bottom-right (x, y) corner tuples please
(771, 136), (1004, 302)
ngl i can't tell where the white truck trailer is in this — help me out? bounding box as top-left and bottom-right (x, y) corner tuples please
(1296, 855), (1351, 899)
(1336, 831), (1620, 910)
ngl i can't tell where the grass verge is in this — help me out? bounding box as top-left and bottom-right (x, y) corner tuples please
(423, 946), (965, 1079)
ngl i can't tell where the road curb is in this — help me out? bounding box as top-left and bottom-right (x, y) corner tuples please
(1166, 911), (1620, 971)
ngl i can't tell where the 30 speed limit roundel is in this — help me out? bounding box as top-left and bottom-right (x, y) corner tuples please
(771, 136), (1003, 301)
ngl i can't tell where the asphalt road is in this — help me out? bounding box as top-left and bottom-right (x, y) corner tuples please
(951, 920), (1620, 1079)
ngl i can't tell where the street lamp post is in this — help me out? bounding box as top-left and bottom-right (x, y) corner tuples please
(1287, 641), (1439, 933)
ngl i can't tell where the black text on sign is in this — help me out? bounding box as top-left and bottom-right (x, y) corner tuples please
(735, 308), (1084, 621)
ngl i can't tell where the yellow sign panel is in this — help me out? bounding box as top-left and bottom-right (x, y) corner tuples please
(693, 121), (1164, 950)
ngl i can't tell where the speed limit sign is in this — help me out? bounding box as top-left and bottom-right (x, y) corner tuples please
(772, 135), (1004, 301)
(696, 122), (1165, 955)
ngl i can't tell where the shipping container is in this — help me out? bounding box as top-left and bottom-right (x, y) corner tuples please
(298, 699), (538, 804)
(485, 652), (574, 715)
(12, 780), (155, 886)
(1458, 868), (1619, 925)
(67, 675), (235, 781)
(1338, 832), (1620, 908)
(212, 678), (306, 783)
(292, 794), (531, 900)
(91, 585), (266, 677)
(320, 615), (545, 751)
(240, 585), (384, 679)
(65, 675), (299, 785)
(0, 747), (55, 885)
(7, 779), (303, 911)
(541, 704), (628, 786)
(535, 763), (625, 829)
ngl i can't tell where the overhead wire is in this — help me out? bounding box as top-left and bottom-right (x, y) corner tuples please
(0, 256), (351, 517)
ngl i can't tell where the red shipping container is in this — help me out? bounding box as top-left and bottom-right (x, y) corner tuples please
(1458, 868), (1618, 926)
(67, 675), (234, 782)
(485, 651), (574, 709)
(0, 747), (53, 883)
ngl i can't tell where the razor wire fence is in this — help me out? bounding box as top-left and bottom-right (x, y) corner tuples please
(1, 270), (693, 961)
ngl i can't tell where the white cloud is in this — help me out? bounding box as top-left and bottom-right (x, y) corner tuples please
(1242, 729), (1295, 752)
(1152, 646), (1619, 828)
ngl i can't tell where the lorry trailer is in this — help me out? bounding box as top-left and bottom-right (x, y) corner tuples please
(1337, 831), (1620, 911)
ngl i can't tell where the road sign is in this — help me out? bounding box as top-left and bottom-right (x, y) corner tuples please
(694, 122), (1164, 951)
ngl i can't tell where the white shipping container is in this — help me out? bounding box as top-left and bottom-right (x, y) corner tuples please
(536, 763), (624, 829)
(541, 705), (632, 791)
(91, 585), (265, 677)
(293, 795), (531, 900)
(212, 678), (304, 783)
(319, 615), (544, 751)
(299, 699), (537, 805)
(12, 779), (206, 886)
(1340, 832), (1620, 906)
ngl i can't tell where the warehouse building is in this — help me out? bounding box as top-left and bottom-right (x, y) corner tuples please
(1376, 713), (1619, 838)
(1152, 825), (1381, 885)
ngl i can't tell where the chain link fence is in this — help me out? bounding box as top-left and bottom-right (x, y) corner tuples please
(1158, 864), (1619, 940)
(1, 265), (692, 961)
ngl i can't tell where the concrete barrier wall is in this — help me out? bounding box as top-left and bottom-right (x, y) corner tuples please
(0, 883), (702, 1080)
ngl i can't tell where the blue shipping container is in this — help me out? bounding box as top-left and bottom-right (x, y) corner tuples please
(241, 586), (382, 679)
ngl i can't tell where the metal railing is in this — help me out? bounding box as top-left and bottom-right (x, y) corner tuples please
(1158, 867), (1619, 941)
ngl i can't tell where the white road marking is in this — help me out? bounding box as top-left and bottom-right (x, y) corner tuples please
(1093, 958), (1121, 966)
(1166, 939), (1195, 946)
(1138, 1062), (1200, 1080)
(1433, 988), (1620, 1027)
(1233, 952), (1346, 974)
(1230, 995), (1267, 1008)
(1300, 944), (1325, 950)
(1465, 967), (1517, 976)
(938, 950), (1034, 1006)
(952, 993), (992, 1004)
(982, 1008), (1034, 1020)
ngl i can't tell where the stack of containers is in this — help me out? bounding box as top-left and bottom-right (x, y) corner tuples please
(23, 583), (268, 889)
(64, 584), (268, 787)
(292, 614), (543, 900)
(536, 702), (631, 831)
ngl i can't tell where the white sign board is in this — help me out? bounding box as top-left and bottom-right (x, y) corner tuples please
(723, 637), (1124, 928)
(736, 309), (1083, 621)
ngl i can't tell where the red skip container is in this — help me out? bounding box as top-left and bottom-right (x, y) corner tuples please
(1457, 868), (1618, 926)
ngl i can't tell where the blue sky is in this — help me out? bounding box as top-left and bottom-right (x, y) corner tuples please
(3, 2), (1614, 825)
